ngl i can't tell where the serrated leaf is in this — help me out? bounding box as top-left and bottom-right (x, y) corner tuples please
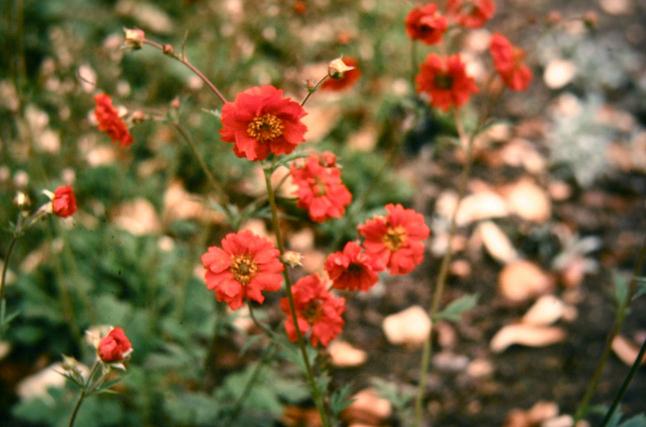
(330, 383), (354, 416)
(633, 277), (646, 301)
(436, 294), (479, 322)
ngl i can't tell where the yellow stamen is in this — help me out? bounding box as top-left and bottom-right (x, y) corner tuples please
(231, 255), (258, 285)
(247, 113), (284, 143)
(383, 226), (407, 251)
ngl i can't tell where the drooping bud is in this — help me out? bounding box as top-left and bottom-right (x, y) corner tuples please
(327, 56), (355, 80)
(123, 28), (145, 50)
(13, 191), (30, 208)
(583, 10), (598, 29)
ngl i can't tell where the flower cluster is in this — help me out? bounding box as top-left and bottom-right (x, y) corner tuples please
(407, 1), (532, 111)
(290, 152), (352, 223)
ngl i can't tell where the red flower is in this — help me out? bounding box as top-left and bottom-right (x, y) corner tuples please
(321, 57), (361, 91)
(201, 230), (284, 310)
(52, 185), (77, 218)
(281, 274), (346, 347)
(447, 0), (495, 28)
(220, 85), (307, 161)
(489, 33), (533, 92)
(290, 152), (352, 222)
(94, 93), (133, 147)
(325, 241), (380, 291)
(405, 3), (448, 45)
(416, 54), (478, 111)
(358, 204), (430, 275)
(98, 327), (132, 363)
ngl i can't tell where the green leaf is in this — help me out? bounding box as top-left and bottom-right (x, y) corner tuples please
(614, 272), (630, 308)
(620, 414), (646, 427)
(633, 276), (646, 301)
(330, 383), (355, 417)
(435, 294), (479, 322)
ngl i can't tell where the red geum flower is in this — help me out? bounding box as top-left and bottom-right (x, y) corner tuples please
(220, 85), (307, 161)
(416, 53), (478, 111)
(201, 230), (284, 310)
(281, 274), (346, 347)
(290, 151), (352, 222)
(52, 185), (77, 218)
(321, 57), (361, 91)
(358, 204), (430, 275)
(94, 93), (133, 147)
(405, 3), (448, 45)
(98, 327), (132, 363)
(447, 0), (495, 28)
(489, 33), (533, 92)
(325, 241), (380, 292)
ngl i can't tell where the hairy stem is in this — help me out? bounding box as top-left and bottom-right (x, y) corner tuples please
(143, 39), (228, 104)
(263, 166), (330, 427)
(300, 75), (328, 107)
(574, 236), (646, 422)
(414, 111), (476, 427)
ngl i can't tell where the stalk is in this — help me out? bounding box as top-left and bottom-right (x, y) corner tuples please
(263, 166), (331, 427)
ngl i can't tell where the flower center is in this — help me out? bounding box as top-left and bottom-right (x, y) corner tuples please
(231, 254), (258, 285)
(434, 73), (454, 89)
(247, 113), (284, 143)
(383, 226), (407, 251)
(303, 300), (323, 322)
(313, 177), (327, 196)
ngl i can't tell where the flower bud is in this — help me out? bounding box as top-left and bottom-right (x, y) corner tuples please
(283, 251), (304, 268)
(131, 110), (146, 124)
(327, 56), (355, 79)
(51, 185), (77, 218)
(583, 10), (598, 29)
(123, 28), (145, 50)
(546, 10), (562, 26)
(170, 97), (181, 109)
(98, 327), (133, 363)
(13, 191), (30, 208)
(162, 44), (174, 55)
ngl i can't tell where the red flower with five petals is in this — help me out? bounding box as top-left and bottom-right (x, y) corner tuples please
(405, 3), (448, 45)
(447, 0), (495, 28)
(94, 93), (133, 147)
(290, 152), (352, 222)
(201, 230), (284, 310)
(325, 241), (380, 292)
(358, 204), (430, 275)
(416, 54), (478, 111)
(98, 327), (132, 363)
(281, 274), (346, 347)
(52, 185), (77, 218)
(220, 85), (307, 161)
(489, 33), (533, 92)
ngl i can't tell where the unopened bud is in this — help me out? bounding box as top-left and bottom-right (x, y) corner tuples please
(162, 44), (174, 55)
(319, 151), (337, 167)
(583, 10), (598, 29)
(123, 28), (145, 50)
(131, 110), (146, 124)
(171, 97), (181, 109)
(283, 251), (304, 268)
(327, 56), (354, 79)
(306, 79), (316, 91)
(13, 191), (30, 208)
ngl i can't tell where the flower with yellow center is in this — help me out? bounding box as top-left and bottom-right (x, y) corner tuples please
(230, 254), (259, 285)
(246, 113), (284, 143)
(382, 226), (408, 251)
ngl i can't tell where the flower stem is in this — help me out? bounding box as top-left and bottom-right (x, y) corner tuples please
(0, 234), (19, 303)
(601, 337), (646, 426)
(263, 166), (331, 427)
(142, 39), (228, 104)
(574, 236), (646, 422)
(67, 361), (99, 427)
(67, 390), (85, 427)
(300, 75), (328, 107)
(414, 110), (476, 427)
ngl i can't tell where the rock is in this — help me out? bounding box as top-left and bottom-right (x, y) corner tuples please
(522, 295), (566, 326)
(612, 335), (646, 366)
(477, 221), (519, 264)
(490, 323), (566, 353)
(112, 198), (161, 236)
(544, 59), (577, 89)
(328, 340), (368, 367)
(498, 260), (555, 303)
(382, 306), (431, 347)
(342, 388), (392, 425)
(502, 178), (551, 223)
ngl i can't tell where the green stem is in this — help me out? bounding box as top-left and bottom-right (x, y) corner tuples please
(414, 111), (476, 427)
(601, 337), (646, 426)
(263, 166), (330, 427)
(143, 39), (228, 104)
(574, 236), (646, 422)
(0, 235), (19, 302)
(300, 75), (328, 107)
(68, 361), (100, 427)
(171, 122), (229, 205)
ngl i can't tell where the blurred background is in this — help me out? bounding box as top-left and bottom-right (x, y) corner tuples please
(0, 0), (645, 425)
